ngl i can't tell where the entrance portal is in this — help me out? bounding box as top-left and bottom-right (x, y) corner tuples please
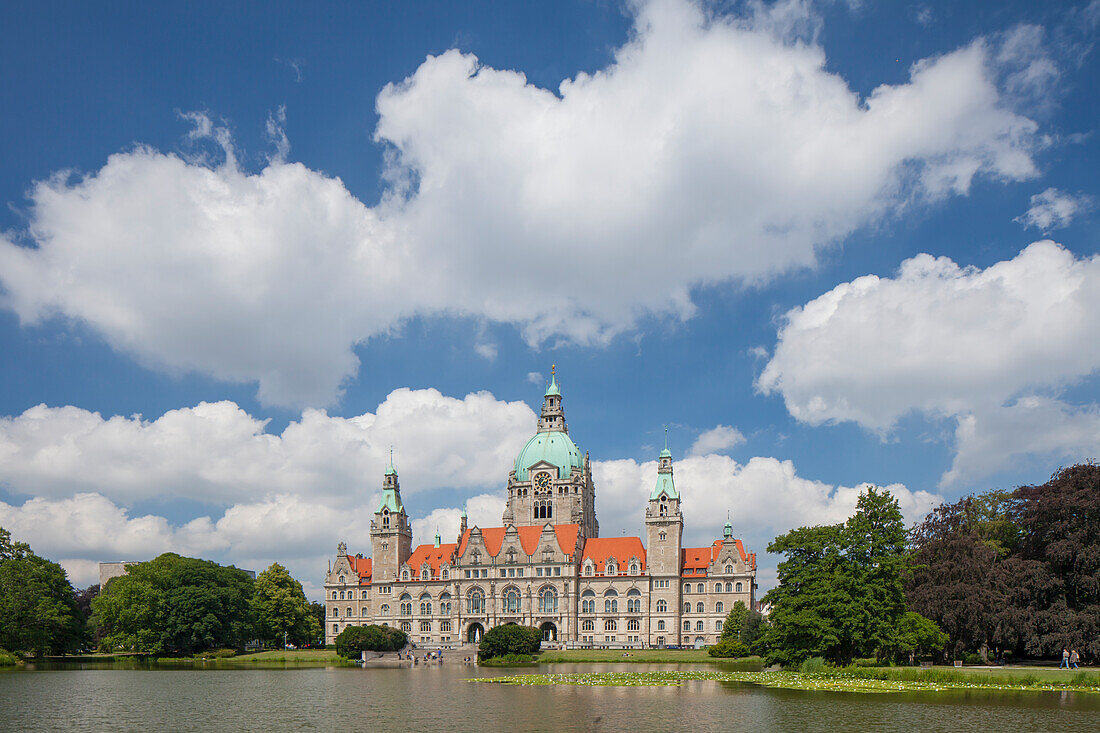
(467, 623), (484, 644)
(540, 622), (558, 642)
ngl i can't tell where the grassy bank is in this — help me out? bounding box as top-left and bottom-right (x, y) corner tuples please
(154, 649), (349, 665)
(537, 648), (727, 664)
(471, 668), (1100, 694)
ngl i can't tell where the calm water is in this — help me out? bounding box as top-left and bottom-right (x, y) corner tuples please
(2, 662), (1099, 732)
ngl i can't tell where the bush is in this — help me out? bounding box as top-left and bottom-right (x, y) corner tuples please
(478, 624), (542, 661)
(800, 656), (827, 673)
(708, 639), (749, 658)
(852, 657), (880, 667)
(479, 653), (536, 666)
(335, 625), (407, 659)
(195, 648), (238, 659)
(0, 649), (20, 666)
(963, 652), (983, 666)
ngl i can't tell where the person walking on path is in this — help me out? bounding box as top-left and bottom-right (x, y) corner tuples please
(1061, 648), (1070, 668)
(1070, 650), (1080, 669)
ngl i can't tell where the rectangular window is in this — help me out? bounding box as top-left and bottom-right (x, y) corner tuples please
(554, 567), (561, 576)
(481, 569), (488, 578)
(537, 568), (543, 576)
(465, 570), (471, 579)
(517, 569), (523, 577)
(500, 569), (507, 578)
(508, 568), (515, 577)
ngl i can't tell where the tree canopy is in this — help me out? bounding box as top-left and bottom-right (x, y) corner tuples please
(0, 527), (85, 655)
(763, 487), (919, 666)
(251, 563), (321, 648)
(335, 624), (407, 658)
(478, 624), (542, 661)
(92, 553), (255, 655)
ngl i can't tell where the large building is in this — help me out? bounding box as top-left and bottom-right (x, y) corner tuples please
(324, 371), (756, 648)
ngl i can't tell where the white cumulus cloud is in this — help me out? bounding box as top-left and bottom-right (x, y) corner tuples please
(758, 240), (1100, 485)
(0, 0), (1043, 407)
(1017, 187), (1093, 231)
(689, 424), (745, 455)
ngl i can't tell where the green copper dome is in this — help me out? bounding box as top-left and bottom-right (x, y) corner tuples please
(513, 430), (584, 480)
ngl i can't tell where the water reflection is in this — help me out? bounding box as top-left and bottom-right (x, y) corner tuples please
(1, 662), (1098, 732)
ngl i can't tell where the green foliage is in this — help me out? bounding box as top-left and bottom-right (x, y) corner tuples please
(195, 648), (238, 658)
(478, 624), (542, 661)
(799, 656), (826, 673)
(0, 527), (85, 655)
(334, 624), (407, 658)
(250, 563), (321, 648)
(764, 487), (908, 667)
(708, 639), (749, 658)
(0, 648), (20, 666)
(479, 653), (536, 666)
(91, 553), (255, 655)
(907, 464), (1100, 661)
(720, 601), (749, 641)
(887, 612), (947, 664)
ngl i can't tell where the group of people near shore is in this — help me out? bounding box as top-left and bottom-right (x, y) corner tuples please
(1060, 649), (1081, 669)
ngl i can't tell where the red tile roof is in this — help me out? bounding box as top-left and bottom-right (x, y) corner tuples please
(406, 543), (458, 579)
(681, 538), (756, 574)
(348, 556), (372, 580)
(457, 523), (580, 558)
(581, 536), (646, 573)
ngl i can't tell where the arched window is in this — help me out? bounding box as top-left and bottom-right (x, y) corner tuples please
(715, 583), (722, 593)
(659, 531), (667, 540)
(422, 569), (429, 581)
(362, 606), (368, 616)
(606, 561), (617, 576)
(442, 569), (449, 580)
(331, 591), (337, 600)
(339, 591), (344, 600)
(627, 619), (640, 631)
(696, 621), (704, 631)
(683, 621), (690, 632)
(725, 582), (733, 592)
(716, 620), (723, 631)
(401, 570), (409, 581)
(657, 620), (665, 631)
(656, 599), (667, 613)
(439, 592), (452, 616)
(466, 588), (485, 615)
(362, 590), (368, 599)
(584, 564), (593, 576)
(333, 624), (338, 633)
(736, 582), (743, 593)
(420, 601), (432, 615)
(604, 620), (617, 632)
(339, 576), (345, 584)
(683, 602), (691, 613)
(420, 620), (431, 632)
(696, 583), (704, 593)
(683, 584), (690, 594)
(382, 509), (390, 528)
(605, 599), (618, 613)
(725, 564), (734, 574)
(626, 589), (641, 615)
(401, 621), (411, 633)
(346, 607), (353, 617)
(400, 602), (411, 616)
(630, 562), (639, 574)
(696, 602), (704, 613)
(582, 599), (594, 614)
(582, 620), (594, 631)
(538, 587), (558, 614)
(331, 607), (337, 617)
(380, 604), (390, 616)
(716, 602), (724, 613)
(503, 588), (521, 614)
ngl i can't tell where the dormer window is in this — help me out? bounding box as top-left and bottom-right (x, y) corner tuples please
(659, 531), (667, 541)
(402, 570), (409, 581)
(339, 576), (345, 584)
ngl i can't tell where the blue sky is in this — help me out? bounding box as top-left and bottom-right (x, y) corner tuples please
(0, 0), (1097, 595)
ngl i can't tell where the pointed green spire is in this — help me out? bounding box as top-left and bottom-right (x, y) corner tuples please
(384, 446), (397, 476)
(434, 530), (441, 548)
(659, 426), (672, 458)
(544, 363), (561, 397)
(724, 511), (733, 539)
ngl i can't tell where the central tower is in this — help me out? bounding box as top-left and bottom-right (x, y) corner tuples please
(503, 367), (599, 538)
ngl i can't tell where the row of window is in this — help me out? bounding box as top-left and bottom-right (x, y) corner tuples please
(331, 599), (732, 620)
(580, 619), (643, 632)
(581, 599), (643, 613)
(332, 589), (368, 600)
(684, 601), (727, 614)
(582, 561), (641, 577)
(685, 581), (743, 593)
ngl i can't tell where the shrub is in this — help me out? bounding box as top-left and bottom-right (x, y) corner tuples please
(335, 625), (407, 659)
(478, 624), (542, 661)
(708, 639), (749, 658)
(800, 656), (826, 673)
(963, 652), (983, 666)
(0, 649), (20, 666)
(479, 653), (536, 666)
(852, 657), (880, 667)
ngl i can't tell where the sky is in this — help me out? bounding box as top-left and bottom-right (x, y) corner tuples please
(0, 0), (1098, 598)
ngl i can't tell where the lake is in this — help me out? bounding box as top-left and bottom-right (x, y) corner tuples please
(2, 662), (1099, 731)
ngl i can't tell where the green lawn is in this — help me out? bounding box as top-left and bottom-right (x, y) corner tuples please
(219, 649), (345, 663)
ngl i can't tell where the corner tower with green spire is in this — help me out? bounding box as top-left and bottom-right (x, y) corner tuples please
(504, 366), (599, 539)
(646, 430), (683, 634)
(370, 451), (412, 582)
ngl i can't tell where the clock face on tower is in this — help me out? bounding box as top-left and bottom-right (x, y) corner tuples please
(534, 472), (552, 491)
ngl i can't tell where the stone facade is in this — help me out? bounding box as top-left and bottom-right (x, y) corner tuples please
(324, 371), (756, 648)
